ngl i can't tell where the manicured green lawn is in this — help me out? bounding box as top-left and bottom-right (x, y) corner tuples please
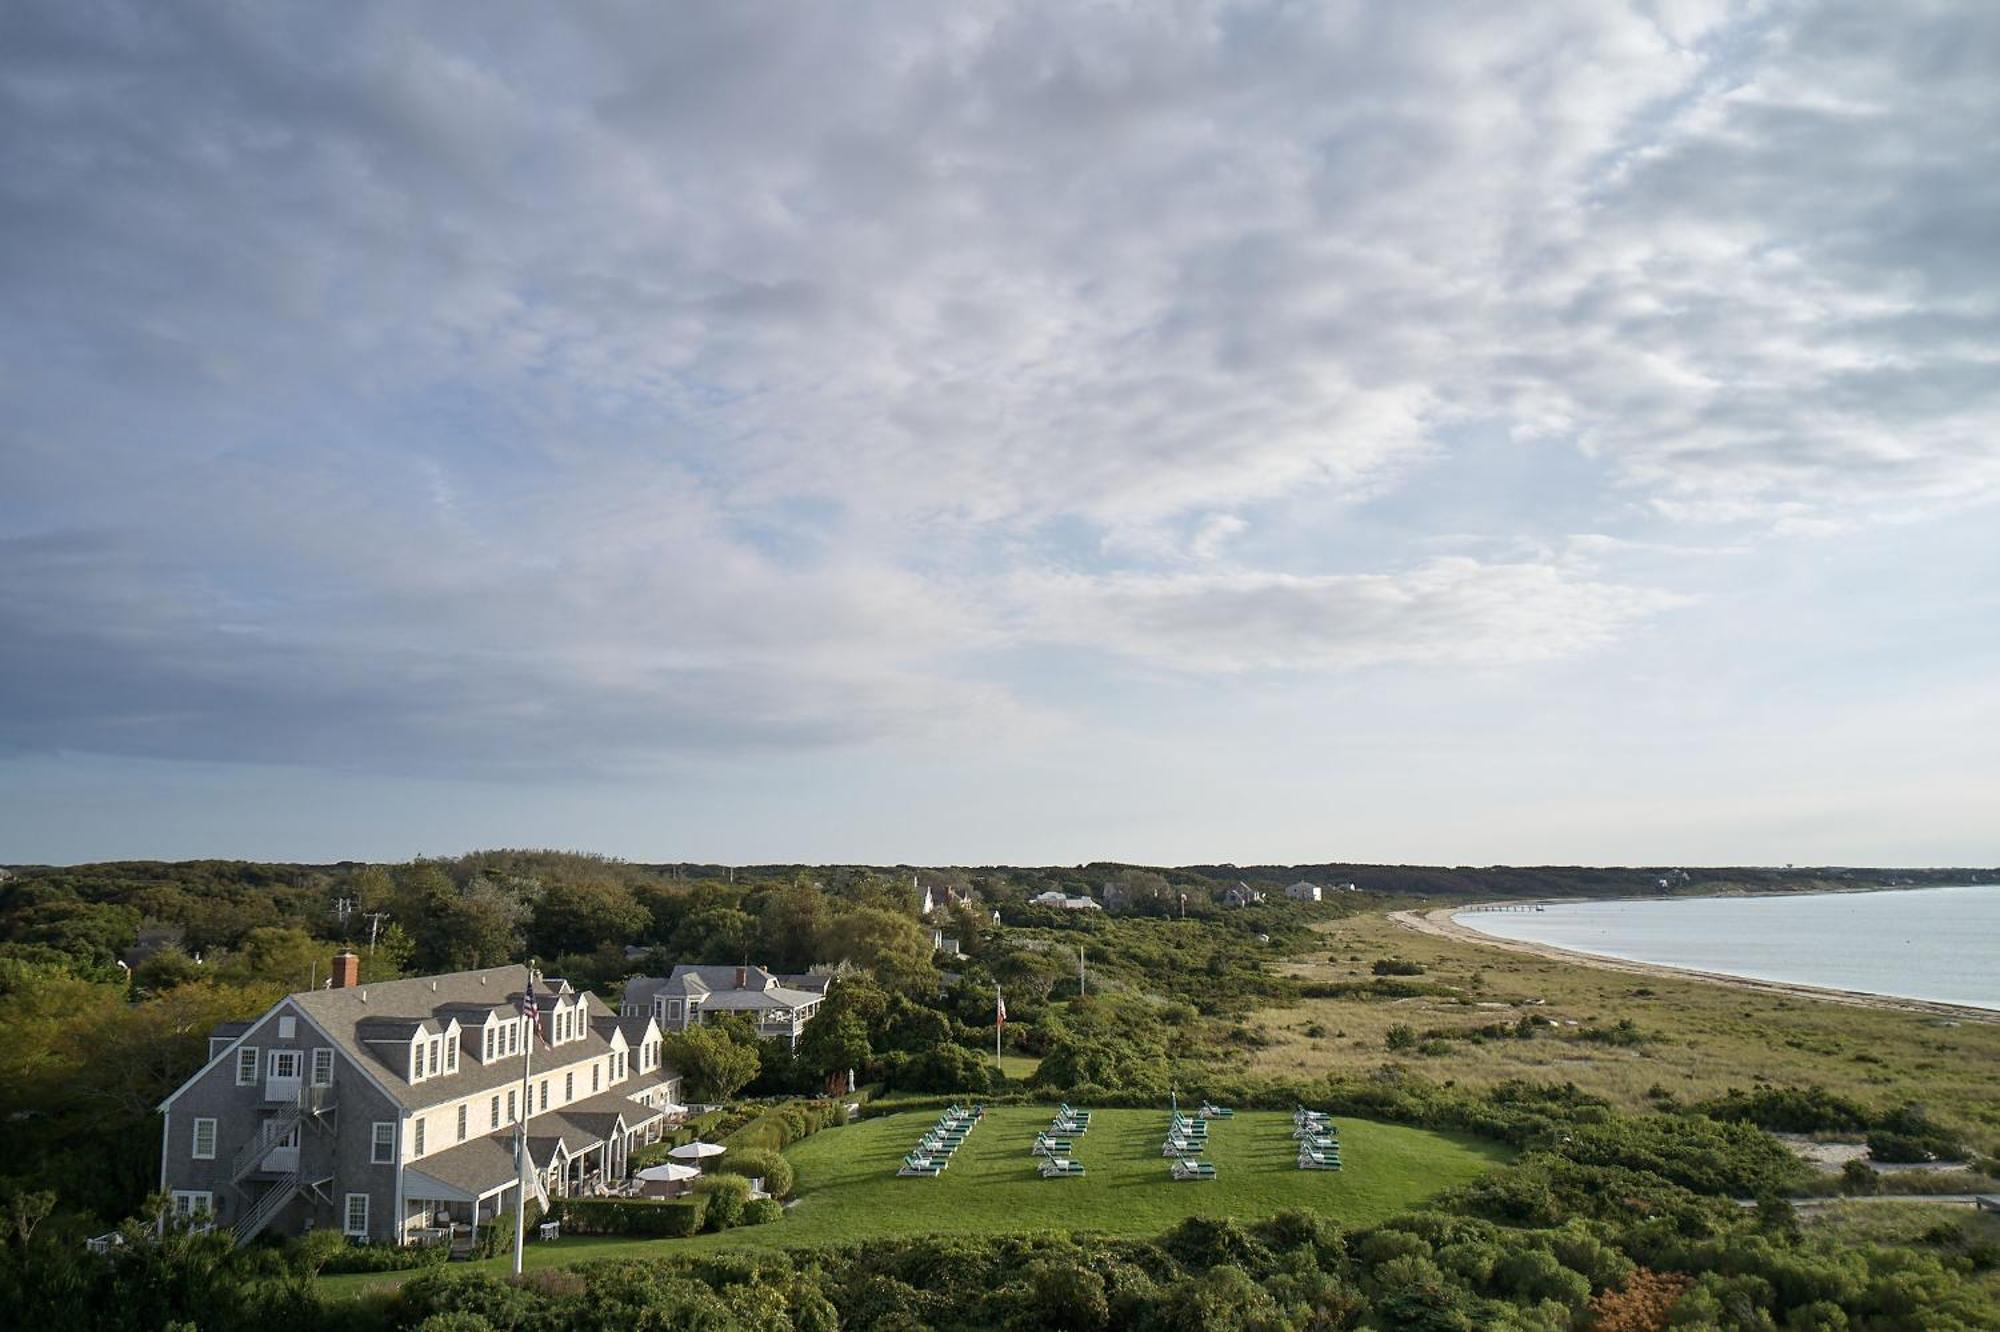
(996, 1053), (1042, 1081)
(319, 1105), (1507, 1300)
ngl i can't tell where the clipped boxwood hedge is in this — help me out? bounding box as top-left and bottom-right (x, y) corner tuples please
(551, 1196), (708, 1237)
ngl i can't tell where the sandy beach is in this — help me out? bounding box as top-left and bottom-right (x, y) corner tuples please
(1391, 904), (2000, 1025)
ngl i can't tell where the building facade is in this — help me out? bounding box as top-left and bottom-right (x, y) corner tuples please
(158, 954), (683, 1247)
(620, 965), (832, 1047)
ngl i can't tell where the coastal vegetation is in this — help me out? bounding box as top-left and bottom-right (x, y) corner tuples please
(1, 853), (1996, 1328)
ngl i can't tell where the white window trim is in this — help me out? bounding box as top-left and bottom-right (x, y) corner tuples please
(370, 1121), (395, 1165)
(191, 1117), (217, 1160)
(278, 1016), (297, 1039)
(236, 1046), (260, 1085)
(444, 1036), (459, 1074)
(343, 1192), (370, 1238)
(456, 1104), (468, 1142)
(311, 1047), (335, 1087)
(171, 1190), (215, 1228)
(412, 1116), (426, 1158)
(267, 1048), (300, 1080)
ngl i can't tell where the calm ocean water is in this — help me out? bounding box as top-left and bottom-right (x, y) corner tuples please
(1457, 885), (2000, 1011)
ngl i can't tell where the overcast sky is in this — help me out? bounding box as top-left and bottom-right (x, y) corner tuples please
(3, 1), (1997, 867)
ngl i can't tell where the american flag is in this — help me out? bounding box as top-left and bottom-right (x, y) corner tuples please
(996, 986), (1006, 1027)
(520, 975), (547, 1045)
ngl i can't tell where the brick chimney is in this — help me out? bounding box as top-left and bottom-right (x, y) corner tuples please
(734, 965), (748, 989)
(331, 951), (360, 989)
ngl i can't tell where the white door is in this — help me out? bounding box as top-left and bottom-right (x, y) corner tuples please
(265, 1049), (302, 1103)
(262, 1118), (301, 1172)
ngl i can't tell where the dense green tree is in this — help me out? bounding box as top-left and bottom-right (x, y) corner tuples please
(669, 907), (757, 966)
(756, 882), (831, 972)
(214, 926), (325, 989)
(662, 1023), (762, 1101)
(529, 878), (647, 958)
(132, 944), (204, 994)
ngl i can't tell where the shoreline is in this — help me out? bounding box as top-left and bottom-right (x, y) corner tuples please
(1390, 902), (2000, 1024)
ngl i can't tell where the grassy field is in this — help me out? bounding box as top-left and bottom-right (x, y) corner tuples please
(319, 1105), (1506, 1300)
(1239, 912), (2000, 1148)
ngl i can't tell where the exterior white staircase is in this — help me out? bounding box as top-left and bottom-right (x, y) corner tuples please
(231, 1172), (300, 1246)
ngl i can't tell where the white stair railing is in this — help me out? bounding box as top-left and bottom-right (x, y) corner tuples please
(231, 1172), (300, 1246)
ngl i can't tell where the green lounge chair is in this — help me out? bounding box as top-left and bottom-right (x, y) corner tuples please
(1170, 1158), (1217, 1181)
(1033, 1134), (1075, 1156)
(899, 1155), (946, 1176)
(1200, 1102), (1233, 1118)
(1039, 1158), (1086, 1178)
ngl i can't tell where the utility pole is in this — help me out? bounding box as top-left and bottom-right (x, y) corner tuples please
(1078, 944), (1086, 996)
(363, 911), (389, 954)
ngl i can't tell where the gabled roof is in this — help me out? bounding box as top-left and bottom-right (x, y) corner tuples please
(694, 985), (823, 1012)
(286, 965), (624, 1111)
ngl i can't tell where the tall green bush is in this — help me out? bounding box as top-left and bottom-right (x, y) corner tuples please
(712, 1147), (794, 1199)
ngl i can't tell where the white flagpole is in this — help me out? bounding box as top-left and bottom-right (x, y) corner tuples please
(995, 983), (1002, 1066)
(512, 970), (536, 1277)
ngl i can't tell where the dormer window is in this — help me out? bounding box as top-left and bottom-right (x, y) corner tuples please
(444, 1032), (459, 1074)
(482, 1024), (496, 1061)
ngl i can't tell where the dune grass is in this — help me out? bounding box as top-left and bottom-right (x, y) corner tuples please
(318, 1105), (1506, 1300)
(1242, 913), (2000, 1147)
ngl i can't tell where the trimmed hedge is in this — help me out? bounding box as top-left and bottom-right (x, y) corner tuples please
(692, 1174), (751, 1231)
(305, 1235), (450, 1274)
(721, 1098), (845, 1154)
(550, 1196), (708, 1237)
(712, 1147), (794, 1200)
(742, 1197), (784, 1226)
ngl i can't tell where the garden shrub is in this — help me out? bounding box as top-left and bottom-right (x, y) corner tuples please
(741, 1198), (784, 1226)
(549, 1196), (707, 1237)
(691, 1174), (751, 1231)
(310, 1236), (450, 1274)
(712, 1147), (794, 1199)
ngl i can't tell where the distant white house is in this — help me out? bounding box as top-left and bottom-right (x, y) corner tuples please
(1222, 884), (1265, 908)
(1030, 890), (1102, 911)
(930, 928), (962, 957)
(1285, 881), (1323, 902)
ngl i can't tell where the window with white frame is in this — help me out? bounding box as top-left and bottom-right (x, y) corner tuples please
(171, 1191), (214, 1226)
(444, 1035), (458, 1074)
(278, 1015), (296, 1039)
(236, 1046), (260, 1085)
(483, 1026), (495, 1061)
(268, 1049), (300, 1083)
(311, 1046), (335, 1087)
(456, 1104), (467, 1142)
(507, 1088), (517, 1122)
(343, 1192), (370, 1237)
(371, 1121), (395, 1164)
(413, 1116), (426, 1157)
(564, 1071), (574, 1102)
(592, 1062), (601, 1093)
(539, 1079), (548, 1112)
(191, 1117), (217, 1160)
(489, 1094), (500, 1129)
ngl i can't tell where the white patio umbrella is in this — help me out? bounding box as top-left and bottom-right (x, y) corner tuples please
(633, 1162), (700, 1182)
(667, 1141), (727, 1162)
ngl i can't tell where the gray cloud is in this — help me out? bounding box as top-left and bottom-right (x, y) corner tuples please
(1, 1), (1995, 775)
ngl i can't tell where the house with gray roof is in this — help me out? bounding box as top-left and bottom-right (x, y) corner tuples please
(620, 964), (831, 1048)
(158, 952), (682, 1248)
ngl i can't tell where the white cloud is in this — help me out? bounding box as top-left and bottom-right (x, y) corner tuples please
(1011, 559), (1691, 673)
(2, 0), (1996, 781)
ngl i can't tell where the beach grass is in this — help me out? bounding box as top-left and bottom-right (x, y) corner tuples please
(1240, 911), (2000, 1148)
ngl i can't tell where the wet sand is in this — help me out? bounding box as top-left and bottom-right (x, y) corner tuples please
(1390, 904), (2000, 1025)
